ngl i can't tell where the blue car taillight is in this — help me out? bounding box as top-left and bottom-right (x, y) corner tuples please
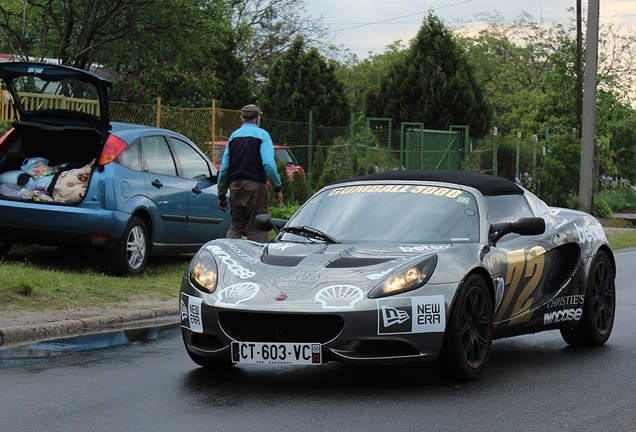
(98, 135), (127, 167)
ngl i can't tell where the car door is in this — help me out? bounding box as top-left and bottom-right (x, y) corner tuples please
(168, 136), (229, 243)
(140, 135), (188, 243)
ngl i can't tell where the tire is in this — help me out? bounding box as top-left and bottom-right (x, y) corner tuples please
(0, 242), (12, 257)
(560, 251), (615, 346)
(184, 342), (235, 369)
(108, 216), (149, 276)
(435, 274), (493, 381)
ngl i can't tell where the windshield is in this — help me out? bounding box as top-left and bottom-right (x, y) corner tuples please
(282, 183), (480, 243)
(274, 148), (298, 165)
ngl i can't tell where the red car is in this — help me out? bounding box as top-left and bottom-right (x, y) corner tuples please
(211, 141), (305, 180)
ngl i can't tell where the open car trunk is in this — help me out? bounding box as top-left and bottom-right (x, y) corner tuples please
(0, 122), (102, 203)
(0, 62), (111, 204)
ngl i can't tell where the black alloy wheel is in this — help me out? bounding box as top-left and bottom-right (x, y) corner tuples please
(436, 274), (493, 381)
(560, 251), (615, 346)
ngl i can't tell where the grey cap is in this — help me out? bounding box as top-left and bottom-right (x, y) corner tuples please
(241, 104), (262, 120)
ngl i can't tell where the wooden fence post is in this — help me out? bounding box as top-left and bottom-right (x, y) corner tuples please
(155, 97), (162, 128)
(211, 99), (216, 158)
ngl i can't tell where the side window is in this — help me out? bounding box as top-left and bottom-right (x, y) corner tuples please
(169, 137), (212, 180)
(141, 136), (177, 176)
(118, 141), (142, 171)
(485, 194), (534, 224)
(213, 144), (225, 165)
(525, 192), (553, 218)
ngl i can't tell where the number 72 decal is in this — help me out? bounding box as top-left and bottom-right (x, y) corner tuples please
(495, 246), (546, 326)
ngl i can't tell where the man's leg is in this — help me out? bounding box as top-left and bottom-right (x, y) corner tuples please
(245, 182), (269, 242)
(226, 182), (248, 238)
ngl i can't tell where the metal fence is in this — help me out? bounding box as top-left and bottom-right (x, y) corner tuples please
(2, 92), (500, 200)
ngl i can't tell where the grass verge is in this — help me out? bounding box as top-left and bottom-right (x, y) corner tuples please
(0, 245), (188, 312)
(1, 224), (635, 313)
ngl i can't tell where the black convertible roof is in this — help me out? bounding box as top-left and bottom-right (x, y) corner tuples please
(338, 170), (523, 196)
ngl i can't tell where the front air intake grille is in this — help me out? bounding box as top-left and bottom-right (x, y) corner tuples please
(219, 311), (344, 343)
(352, 340), (420, 357)
(190, 333), (226, 351)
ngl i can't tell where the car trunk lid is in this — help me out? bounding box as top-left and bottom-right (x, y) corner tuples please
(0, 62), (112, 140)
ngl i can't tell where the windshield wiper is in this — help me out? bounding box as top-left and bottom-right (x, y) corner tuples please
(280, 225), (341, 244)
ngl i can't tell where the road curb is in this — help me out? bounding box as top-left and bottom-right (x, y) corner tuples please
(0, 306), (179, 347)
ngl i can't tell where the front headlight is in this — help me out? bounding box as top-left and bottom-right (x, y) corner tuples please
(368, 255), (438, 299)
(189, 249), (218, 293)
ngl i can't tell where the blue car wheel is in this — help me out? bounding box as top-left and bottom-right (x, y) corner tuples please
(108, 216), (149, 276)
(0, 242), (11, 256)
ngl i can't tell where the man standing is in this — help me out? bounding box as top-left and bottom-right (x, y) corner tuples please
(217, 104), (283, 242)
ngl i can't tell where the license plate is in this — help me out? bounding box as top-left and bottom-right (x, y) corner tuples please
(231, 341), (322, 365)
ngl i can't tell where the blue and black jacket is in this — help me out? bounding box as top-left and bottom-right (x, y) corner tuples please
(217, 123), (282, 199)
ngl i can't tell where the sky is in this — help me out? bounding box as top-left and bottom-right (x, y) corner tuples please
(304, 0), (636, 58)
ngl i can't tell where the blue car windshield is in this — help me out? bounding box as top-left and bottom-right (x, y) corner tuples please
(283, 183), (480, 244)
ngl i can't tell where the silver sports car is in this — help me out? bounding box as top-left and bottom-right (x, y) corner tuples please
(179, 170), (616, 380)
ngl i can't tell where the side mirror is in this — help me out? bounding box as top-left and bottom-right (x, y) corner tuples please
(254, 214), (287, 234)
(490, 217), (545, 245)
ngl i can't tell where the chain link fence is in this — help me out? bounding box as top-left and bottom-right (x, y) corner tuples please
(4, 92), (499, 202)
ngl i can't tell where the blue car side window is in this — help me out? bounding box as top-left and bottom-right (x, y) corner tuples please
(118, 141), (142, 171)
(169, 137), (212, 181)
(141, 136), (177, 176)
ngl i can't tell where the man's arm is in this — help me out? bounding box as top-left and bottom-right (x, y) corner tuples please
(259, 133), (282, 190)
(259, 132), (283, 207)
(217, 143), (231, 212)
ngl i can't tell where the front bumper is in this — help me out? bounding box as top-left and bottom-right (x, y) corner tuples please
(180, 278), (450, 365)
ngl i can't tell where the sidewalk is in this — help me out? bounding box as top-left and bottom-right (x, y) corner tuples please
(613, 212), (636, 220)
(0, 301), (180, 348)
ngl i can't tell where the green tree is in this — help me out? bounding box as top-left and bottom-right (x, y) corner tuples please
(230, 0), (329, 83)
(366, 13), (492, 137)
(292, 170), (307, 203)
(310, 141), (325, 192)
(0, 0), (153, 69)
(333, 41), (408, 117)
(0, 0), (252, 108)
(102, 0), (250, 107)
(259, 37), (350, 127)
(461, 11), (636, 191)
(461, 13), (578, 136)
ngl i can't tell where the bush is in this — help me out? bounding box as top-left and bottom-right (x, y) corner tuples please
(317, 166), (338, 190)
(292, 170), (308, 204)
(593, 198), (613, 218)
(269, 203), (300, 219)
(595, 188), (636, 213)
(566, 194), (579, 210)
(0, 120), (11, 136)
(596, 176), (636, 212)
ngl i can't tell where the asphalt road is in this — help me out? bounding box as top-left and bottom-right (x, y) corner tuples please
(0, 248), (634, 432)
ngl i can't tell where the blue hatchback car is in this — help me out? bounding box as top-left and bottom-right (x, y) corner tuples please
(0, 62), (230, 275)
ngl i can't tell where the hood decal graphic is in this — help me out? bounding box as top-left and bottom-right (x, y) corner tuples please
(315, 285), (364, 310)
(215, 282), (260, 307)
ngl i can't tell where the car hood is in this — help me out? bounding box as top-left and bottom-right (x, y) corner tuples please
(0, 62), (111, 137)
(200, 238), (467, 306)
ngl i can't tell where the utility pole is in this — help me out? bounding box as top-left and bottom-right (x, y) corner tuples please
(576, 0), (583, 138)
(579, 0), (600, 214)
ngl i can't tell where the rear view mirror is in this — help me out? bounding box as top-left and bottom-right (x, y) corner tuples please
(254, 214), (287, 234)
